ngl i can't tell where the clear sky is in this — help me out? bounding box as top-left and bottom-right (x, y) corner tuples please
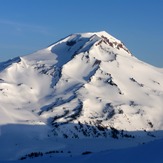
(0, 0), (162, 67)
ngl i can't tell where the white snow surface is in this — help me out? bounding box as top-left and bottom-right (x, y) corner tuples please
(0, 31), (163, 161)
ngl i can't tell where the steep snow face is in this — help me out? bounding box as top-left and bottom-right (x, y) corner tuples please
(0, 57), (52, 125)
(0, 31), (163, 160)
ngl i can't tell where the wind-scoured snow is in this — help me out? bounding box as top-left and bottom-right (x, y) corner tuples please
(0, 31), (163, 161)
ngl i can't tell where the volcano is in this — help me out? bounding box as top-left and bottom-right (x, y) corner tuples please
(0, 31), (163, 160)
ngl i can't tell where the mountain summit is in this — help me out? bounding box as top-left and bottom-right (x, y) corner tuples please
(0, 31), (163, 160)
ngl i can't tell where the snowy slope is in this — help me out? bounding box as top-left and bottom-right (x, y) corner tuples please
(3, 137), (163, 163)
(0, 31), (163, 161)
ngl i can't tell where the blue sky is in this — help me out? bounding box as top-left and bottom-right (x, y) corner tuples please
(0, 0), (162, 67)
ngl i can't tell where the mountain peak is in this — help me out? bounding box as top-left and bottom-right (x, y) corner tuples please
(22, 31), (131, 67)
(0, 30), (163, 160)
(92, 30), (120, 41)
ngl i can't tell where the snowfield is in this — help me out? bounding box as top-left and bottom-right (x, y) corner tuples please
(0, 31), (163, 162)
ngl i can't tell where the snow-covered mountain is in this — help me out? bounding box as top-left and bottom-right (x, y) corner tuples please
(0, 31), (163, 161)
